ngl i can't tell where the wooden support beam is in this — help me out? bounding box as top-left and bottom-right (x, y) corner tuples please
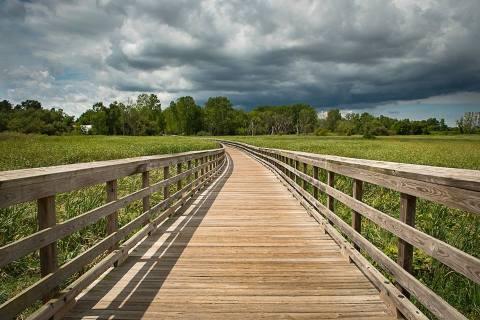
(295, 160), (300, 185)
(163, 166), (170, 203)
(327, 171), (335, 212)
(194, 159), (199, 185)
(37, 195), (58, 302)
(397, 193), (416, 298)
(187, 160), (192, 187)
(302, 163), (308, 190)
(142, 171), (150, 217)
(313, 166), (319, 199)
(176, 163), (182, 191)
(352, 179), (363, 250)
(105, 180), (118, 250)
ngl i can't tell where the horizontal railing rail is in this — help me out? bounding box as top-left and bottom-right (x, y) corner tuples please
(222, 140), (480, 320)
(0, 146), (227, 319)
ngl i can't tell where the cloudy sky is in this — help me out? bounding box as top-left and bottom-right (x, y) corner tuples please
(1, 0), (479, 124)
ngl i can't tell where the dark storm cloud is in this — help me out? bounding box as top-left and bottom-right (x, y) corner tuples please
(1, 0), (480, 115)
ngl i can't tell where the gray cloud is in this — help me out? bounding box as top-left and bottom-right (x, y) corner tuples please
(1, 0), (479, 116)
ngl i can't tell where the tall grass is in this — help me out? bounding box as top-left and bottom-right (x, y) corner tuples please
(224, 135), (480, 319)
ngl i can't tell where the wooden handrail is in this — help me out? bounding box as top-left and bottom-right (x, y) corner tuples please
(0, 148), (223, 208)
(0, 147), (226, 319)
(222, 140), (479, 320)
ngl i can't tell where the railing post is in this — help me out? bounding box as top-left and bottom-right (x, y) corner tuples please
(177, 162), (182, 191)
(187, 160), (192, 189)
(352, 179), (363, 250)
(201, 157), (205, 182)
(194, 159), (199, 186)
(327, 171), (335, 212)
(295, 160), (300, 185)
(163, 165), (170, 204)
(313, 166), (319, 199)
(106, 180), (118, 250)
(302, 162), (308, 190)
(142, 170), (150, 218)
(396, 193), (416, 297)
(37, 195), (58, 301)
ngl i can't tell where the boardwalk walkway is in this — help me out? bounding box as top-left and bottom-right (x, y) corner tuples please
(65, 147), (395, 319)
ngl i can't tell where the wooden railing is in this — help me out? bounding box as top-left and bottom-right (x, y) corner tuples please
(0, 147), (226, 319)
(223, 140), (480, 320)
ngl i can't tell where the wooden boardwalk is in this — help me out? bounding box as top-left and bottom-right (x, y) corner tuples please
(65, 147), (395, 319)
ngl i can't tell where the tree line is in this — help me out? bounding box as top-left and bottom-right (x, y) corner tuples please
(0, 94), (478, 136)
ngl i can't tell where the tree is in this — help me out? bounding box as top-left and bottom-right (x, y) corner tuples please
(203, 96), (237, 135)
(457, 112), (480, 134)
(325, 109), (342, 132)
(18, 100), (42, 110)
(0, 100), (13, 131)
(163, 97), (202, 135)
(297, 107), (317, 134)
(6, 100), (73, 135)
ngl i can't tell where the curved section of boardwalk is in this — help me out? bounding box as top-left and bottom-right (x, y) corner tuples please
(66, 147), (395, 319)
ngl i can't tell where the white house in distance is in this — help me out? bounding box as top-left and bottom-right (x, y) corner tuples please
(80, 124), (92, 134)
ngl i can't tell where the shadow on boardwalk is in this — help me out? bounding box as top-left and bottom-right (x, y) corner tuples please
(66, 154), (233, 319)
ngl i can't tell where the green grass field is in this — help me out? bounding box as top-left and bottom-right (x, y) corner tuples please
(224, 135), (480, 319)
(223, 134), (480, 169)
(0, 133), (479, 319)
(0, 133), (217, 171)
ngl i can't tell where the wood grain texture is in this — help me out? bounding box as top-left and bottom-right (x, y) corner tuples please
(64, 147), (396, 320)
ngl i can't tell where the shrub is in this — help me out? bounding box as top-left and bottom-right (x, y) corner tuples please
(315, 128), (328, 136)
